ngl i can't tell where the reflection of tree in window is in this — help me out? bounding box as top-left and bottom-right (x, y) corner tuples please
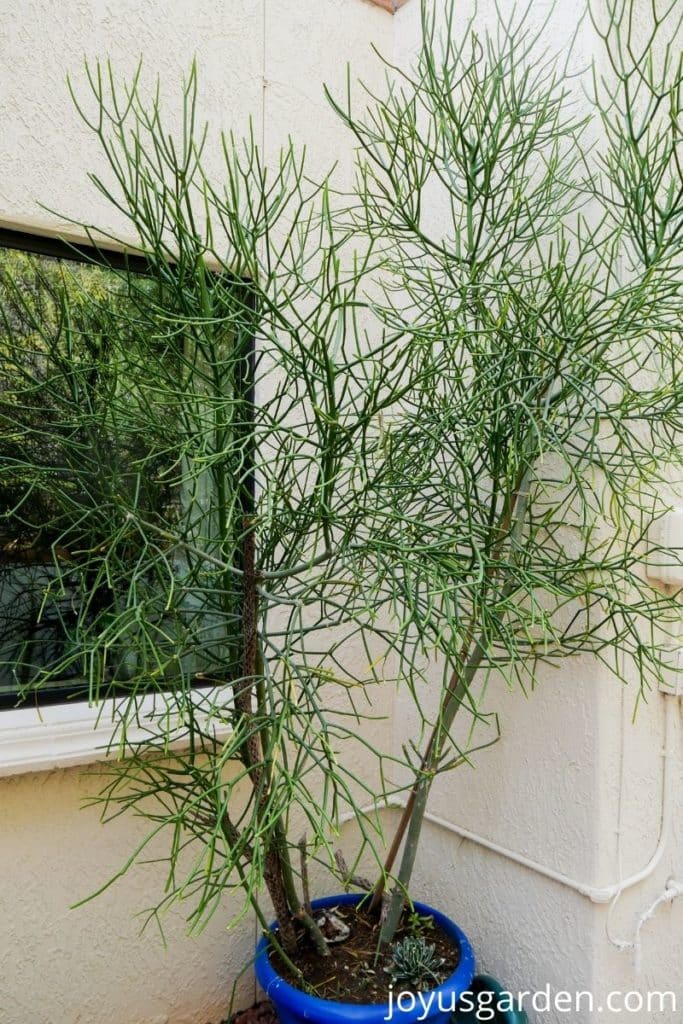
(0, 246), (242, 705)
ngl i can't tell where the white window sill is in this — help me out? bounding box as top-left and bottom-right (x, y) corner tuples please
(0, 688), (232, 777)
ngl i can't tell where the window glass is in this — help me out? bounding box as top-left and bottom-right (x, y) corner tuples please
(0, 242), (245, 708)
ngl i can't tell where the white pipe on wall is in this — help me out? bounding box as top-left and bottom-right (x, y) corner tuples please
(631, 879), (683, 973)
(342, 695), (680, 906)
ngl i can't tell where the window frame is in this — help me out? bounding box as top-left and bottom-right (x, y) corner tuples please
(0, 225), (249, 768)
(0, 683), (230, 777)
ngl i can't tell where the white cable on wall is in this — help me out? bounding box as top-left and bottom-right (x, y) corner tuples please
(632, 880), (683, 973)
(605, 694), (682, 963)
(341, 695), (680, 908)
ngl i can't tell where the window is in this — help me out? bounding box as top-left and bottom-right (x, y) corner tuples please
(0, 229), (251, 730)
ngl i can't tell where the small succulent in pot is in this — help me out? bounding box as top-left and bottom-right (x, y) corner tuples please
(386, 935), (447, 991)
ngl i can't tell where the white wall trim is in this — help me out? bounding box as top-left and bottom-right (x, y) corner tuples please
(0, 687), (232, 777)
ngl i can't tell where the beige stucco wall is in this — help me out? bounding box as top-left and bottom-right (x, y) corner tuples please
(0, 3), (393, 1024)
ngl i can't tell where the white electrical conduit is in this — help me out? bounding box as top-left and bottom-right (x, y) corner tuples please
(340, 695), (680, 906)
(605, 694), (682, 963)
(627, 879), (683, 973)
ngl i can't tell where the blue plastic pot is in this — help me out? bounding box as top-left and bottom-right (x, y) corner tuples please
(254, 893), (476, 1024)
